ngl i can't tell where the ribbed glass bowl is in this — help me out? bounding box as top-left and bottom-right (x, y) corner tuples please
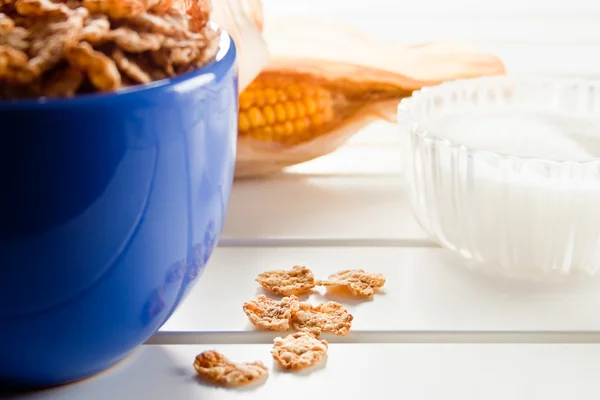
(398, 76), (600, 281)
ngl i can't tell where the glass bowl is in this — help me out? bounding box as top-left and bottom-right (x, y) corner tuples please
(398, 76), (600, 282)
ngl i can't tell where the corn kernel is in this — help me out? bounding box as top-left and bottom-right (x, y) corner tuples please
(239, 91), (253, 109)
(288, 84), (302, 100)
(277, 90), (287, 102)
(274, 124), (285, 136)
(265, 88), (277, 105)
(284, 102), (296, 120)
(311, 114), (325, 126)
(239, 113), (250, 132)
(295, 101), (306, 118)
(294, 118), (309, 133)
(254, 91), (265, 107)
(248, 107), (264, 128)
(275, 103), (286, 122)
(305, 98), (317, 115)
(284, 121), (294, 135)
(263, 106), (276, 124)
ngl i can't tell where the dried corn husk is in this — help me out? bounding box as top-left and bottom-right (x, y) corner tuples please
(210, 0), (268, 91)
(213, 5), (507, 179)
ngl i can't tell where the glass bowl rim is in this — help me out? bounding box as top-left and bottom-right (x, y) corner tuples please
(397, 75), (600, 167)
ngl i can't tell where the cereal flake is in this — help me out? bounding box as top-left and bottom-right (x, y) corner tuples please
(108, 27), (164, 52)
(0, 0), (220, 99)
(0, 12), (15, 32)
(14, 0), (73, 17)
(78, 14), (110, 43)
(316, 269), (386, 297)
(194, 350), (268, 387)
(0, 44), (36, 83)
(255, 265), (316, 296)
(82, 0), (145, 19)
(272, 332), (328, 370)
(112, 48), (151, 83)
(65, 41), (121, 91)
(147, 0), (172, 14)
(242, 294), (300, 331)
(41, 64), (84, 97)
(291, 301), (353, 337)
(28, 7), (88, 74)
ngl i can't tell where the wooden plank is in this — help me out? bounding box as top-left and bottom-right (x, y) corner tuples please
(13, 343), (600, 400)
(222, 177), (427, 241)
(161, 247), (600, 334)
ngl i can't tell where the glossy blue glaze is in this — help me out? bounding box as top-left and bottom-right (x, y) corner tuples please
(0, 32), (238, 388)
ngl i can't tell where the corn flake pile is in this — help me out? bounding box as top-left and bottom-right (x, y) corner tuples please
(194, 265), (386, 387)
(0, 0), (219, 99)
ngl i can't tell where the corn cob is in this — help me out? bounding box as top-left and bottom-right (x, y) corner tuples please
(238, 72), (338, 146)
(237, 71), (413, 147)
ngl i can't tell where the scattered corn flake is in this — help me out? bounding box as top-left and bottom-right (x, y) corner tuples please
(242, 294), (300, 331)
(186, 0), (209, 32)
(28, 7), (87, 74)
(64, 0), (84, 9)
(126, 12), (189, 38)
(189, 27), (219, 68)
(148, 0), (172, 14)
(194, 350), (268, 387)
(41, 64), (84, 97)
(0, 0), (219, 99)
(112, 48), (151, 84)
(0, 43), (29, 68)
(143, 0), (161, 9)
(1, 26), (32, 52)
(0, 44), (37, 83)
(316, 269), (386, 297)
(79, 14), (110, 43)
(271, 332), (328, 371)
(168, 46), (197, 65)
(82, 0), (145, 19)
(255, 265), (316, 296)
(163, 36), (207, 49)
(65, 41), (121, 91)
(108, 27), (164, 52)
(14, 0), (73, 17)
(291, 301), (353, 337)
(131, 51), (169, 80)
(163, 10), (192, 33)
(0, 12), (15, 32)
(149, 47), (175, 75)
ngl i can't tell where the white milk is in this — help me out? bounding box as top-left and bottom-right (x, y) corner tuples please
(416, 109), (600, 277)
(429, 109), (600, 161)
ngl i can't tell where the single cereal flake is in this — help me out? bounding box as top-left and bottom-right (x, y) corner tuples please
(255, 265), (315, 296)
(242, 294), (300, 331)
(194, 350), (268, 387)
(292, 301), (353, 337)
(272, 332), (328, 370)
(317, 269), (385, 297)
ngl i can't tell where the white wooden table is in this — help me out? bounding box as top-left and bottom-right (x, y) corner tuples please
(10, 1), (600, 399)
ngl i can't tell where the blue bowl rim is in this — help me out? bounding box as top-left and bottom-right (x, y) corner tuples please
(0, 26), (236, 110)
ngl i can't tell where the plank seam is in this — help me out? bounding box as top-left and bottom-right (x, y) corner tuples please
(147, 331), (600, 345)
(217, 238), (437, 248)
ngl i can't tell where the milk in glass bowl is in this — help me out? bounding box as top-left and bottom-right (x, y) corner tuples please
(398, 76), (600, 281)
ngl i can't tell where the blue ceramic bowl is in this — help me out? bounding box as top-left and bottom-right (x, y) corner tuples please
(0, 31), (237, 388)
